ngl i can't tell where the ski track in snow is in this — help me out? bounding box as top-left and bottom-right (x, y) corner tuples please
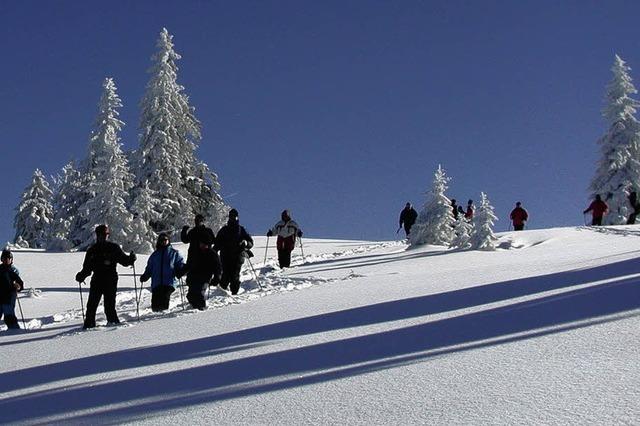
(4, 240), (405, 334)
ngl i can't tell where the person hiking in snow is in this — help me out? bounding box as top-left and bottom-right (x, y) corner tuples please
(583, 195), (609, 226)
(75, 225), (136, 329)
(464, 199), (474, 220)
(181, 213), (215, 266)
(510, 202), (529, 231)
(0, 249), (24, 330)
(627, 191), (640, 224)
(184, 240), (221, 310)
(266, 209), (303, 268)
(399, 202), (418, 237)
(451, 199), (459, 220)
(457, 205), (465, 217)
(214, 209), (254, 295)
(140, 233), (186, 312)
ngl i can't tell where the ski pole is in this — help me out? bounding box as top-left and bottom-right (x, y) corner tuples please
(246, 257), (264, 290)
(396, 226), (401, 234)
(583, 213), (589, 226)
(263, 236), (270, 265)
(16, 294), (27, 331)
(78, 281), (86, 322)
(132, 263), (140, 321)
(299, 236), (306, 263)
(178, 278), (186, 310)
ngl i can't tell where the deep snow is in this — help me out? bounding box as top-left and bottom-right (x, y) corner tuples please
(0, 227), (639, 425)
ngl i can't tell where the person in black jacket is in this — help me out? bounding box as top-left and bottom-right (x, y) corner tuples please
(181, 214), (215, 266)
(399, 202), (418, 237)
(185, 240), (222, 309)
(75, 225), (136, 329)
(0, 249), (24, 330)
(627, 192), (640, 224)
(214, 209), (254, 295)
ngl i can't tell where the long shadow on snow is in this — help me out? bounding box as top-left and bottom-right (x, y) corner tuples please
(3, 271), (640, 424)
(1, 257), (639, 394)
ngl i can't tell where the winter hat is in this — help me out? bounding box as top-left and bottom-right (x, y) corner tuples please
(195, 214), (205, 225)
(229, 209), (239, 219)
(95, 224), (109, 236)
(281, 210), (291, 221)
(1, 249), (12, 261)
(156, 233), (170, 249)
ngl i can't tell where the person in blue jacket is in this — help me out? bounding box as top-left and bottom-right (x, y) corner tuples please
(140, 233), (186, 312)
(0, 249), (24, 330)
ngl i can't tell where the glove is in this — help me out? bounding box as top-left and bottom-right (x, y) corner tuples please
(140, 273), (149, 283)
(130, 252), (137, 262)
(239, 240), (247, 249)
(75, 272), (84, 283)
(267, 230), (273, 237)
(297, 230), (303, 238)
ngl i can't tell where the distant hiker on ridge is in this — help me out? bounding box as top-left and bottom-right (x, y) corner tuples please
(451, 199), (459, 220)
(267, 210), (303, 269)
(464, 199), (474, 220)
(510, 202), (529, 231)
(627, 191), (640, 224)
(399, 202), (418, 237)
(0, 249), (24, 330)
(75, 225), (136, 329)
(140, 233), (186, 312)
(583, 195), (609, 226)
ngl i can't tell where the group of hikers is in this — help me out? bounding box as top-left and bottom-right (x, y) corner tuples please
(2, 191), (640, 331)
(1, 208), (303, 330)
(398, 199), (530, 236)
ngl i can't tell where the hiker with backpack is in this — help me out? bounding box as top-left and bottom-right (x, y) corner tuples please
(399, 202), (418, 237)
(510, 202), (529, 231)
(215, 209), (254, 295)
(583, 195), (609, 226)
(75, 225), (136, 329)
(0, 249), (24, 330)
(266, 209), (303, 268)
(181, 213), (216, 266)
(184, 240), (221, 310)
(140, 233), (186, 312)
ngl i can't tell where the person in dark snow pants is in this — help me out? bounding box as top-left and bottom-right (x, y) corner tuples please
(215, 209), (254, 295)
(583, 195), (609, 226)
(75, 225), (137, 329)
(510, 202), (529, 231)
(0, 249), (24, 330)
(399, 202), (418, 237)
(140, 233), (186, 312)
(181, 213), (215, 267)
(185, 241), (221, 310)
(267, 209), (303, 268)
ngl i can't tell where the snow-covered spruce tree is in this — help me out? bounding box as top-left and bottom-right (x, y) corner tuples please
(450, 214), (473, 249)
(128, 183), (157, 253)
(469, 192), (498, 251)
(75, 78), (137, 251)
(410, 165), (454, 246)
(132, 28), (226, 235)
(590, 55), (640, 224)
(48, 161), (85, 251)
(14, 169), (54, 249)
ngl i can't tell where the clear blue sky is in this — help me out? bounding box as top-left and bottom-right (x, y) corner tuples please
(2, 1), (640, 242)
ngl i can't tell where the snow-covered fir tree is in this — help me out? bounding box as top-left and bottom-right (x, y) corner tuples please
(450, 214), (473, 249)
(590, 54), (640, 224)
(48, 161), (84, 251)
(14, 169), (54, 249)
(128, 183), (157, 253)
(131, 28), (226, 235)
(469, 192), (498, 251)
(75, 78), (136, 251)
(410, 165), (454, 247)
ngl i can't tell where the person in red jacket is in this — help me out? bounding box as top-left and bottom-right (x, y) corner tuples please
(510, 202), (529, 231)
(583, 194), (609, 226)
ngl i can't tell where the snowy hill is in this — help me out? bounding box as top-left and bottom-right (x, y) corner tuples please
(1, 227), (639, 424)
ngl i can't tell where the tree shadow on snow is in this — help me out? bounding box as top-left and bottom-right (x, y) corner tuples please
(0, 257), (638, 422)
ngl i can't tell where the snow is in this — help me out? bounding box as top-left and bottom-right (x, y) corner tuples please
(1, 227), (639, 424)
